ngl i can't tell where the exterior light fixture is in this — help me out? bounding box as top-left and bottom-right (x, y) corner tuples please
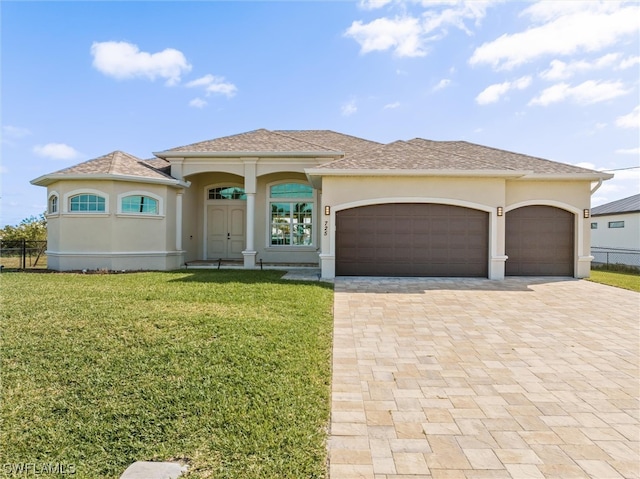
(497, 206), (503, 217)
(324, 205), (331, 215)
(584, 209), (590, 218)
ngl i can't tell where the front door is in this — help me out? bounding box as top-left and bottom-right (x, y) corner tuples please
(207, 204), (245, 259)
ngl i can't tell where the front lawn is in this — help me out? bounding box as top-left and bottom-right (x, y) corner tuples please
(588, 269), (640, 293)
(0, 270), (334, 478)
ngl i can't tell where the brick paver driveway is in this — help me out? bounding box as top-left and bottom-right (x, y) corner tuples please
(329, 277), (639, 479)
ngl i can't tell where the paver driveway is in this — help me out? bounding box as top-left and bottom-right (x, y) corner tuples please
(328, 277), (639, 479)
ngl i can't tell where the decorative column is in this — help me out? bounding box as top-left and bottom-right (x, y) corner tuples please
(242, 159), (258, 269)
(176, 192), (183, 251)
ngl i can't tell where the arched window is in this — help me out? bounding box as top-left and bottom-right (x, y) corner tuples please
(121, 195), (159, 214)
(269, 183), (314, 246)
(48, 194), (58, 214)
(208, 186), (246, 200)
(69, 193), (106, 212)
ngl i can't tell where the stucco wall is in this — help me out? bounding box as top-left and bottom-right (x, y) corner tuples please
(45, 179), (183, 271)
(591, 212), (640, 250)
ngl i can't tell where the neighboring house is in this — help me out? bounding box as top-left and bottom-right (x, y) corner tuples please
(31, 129), (612, 279)
(590, 194), (640, 268)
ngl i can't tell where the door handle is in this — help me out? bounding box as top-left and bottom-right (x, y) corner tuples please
(227, 232), (230, 239)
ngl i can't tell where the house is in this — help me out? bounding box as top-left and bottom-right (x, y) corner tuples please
(31, 129), (612, 279)
(590, 194), (640, 268)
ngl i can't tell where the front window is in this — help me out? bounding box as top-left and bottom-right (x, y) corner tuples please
(70, 194), (105, 212)
(269, 183), (314, 246)
(608, 221), (624, 228)
(121, 195), (158, 214)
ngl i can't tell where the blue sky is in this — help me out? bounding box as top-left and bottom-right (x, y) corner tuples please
(2, 0), (639, 227)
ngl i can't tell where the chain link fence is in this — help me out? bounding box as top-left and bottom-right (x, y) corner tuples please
(591, 247), (640, 271)
(0, 240), (48, 270)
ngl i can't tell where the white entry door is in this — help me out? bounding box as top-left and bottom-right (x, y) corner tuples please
(207, 204), (245, 259)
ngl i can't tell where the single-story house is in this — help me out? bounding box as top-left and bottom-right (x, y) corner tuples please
(31, 129), (612, 279)
(590, 194), (640, 268)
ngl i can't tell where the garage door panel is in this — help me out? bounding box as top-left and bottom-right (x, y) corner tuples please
(336, 203), (488, 277)
(506, 206), (574, 276)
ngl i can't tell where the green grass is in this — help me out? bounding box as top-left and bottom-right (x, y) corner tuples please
(0, 270), (334, 478)
(588, 269), (640, 292)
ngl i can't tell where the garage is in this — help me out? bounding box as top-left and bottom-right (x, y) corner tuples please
(335, 203), (489, 277)
(505, 205), (574, 276)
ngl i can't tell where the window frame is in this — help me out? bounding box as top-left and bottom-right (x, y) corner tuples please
(63, 189), (109, 214)
(608, 221), (625, 229)
(47, 192), (59, 216)
(590, 222), (597, 229)
(117, 191), (163, 217)
(266, 181), (316, 249)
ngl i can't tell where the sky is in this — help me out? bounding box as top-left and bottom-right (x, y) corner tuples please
(1, 0), (639, 227)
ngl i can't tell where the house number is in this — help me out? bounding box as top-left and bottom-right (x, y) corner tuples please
(324, 220), (328, 236)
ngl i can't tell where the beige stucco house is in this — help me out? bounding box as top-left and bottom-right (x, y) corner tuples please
(31, 129), (612, 279)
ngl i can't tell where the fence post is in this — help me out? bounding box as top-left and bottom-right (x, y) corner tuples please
(22, 239), (27, 269)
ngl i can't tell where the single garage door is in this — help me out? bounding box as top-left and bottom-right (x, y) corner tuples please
(505, 205), (574, 276)
(335, 203), (488, 277)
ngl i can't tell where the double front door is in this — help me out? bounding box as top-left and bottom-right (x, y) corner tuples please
(207, 204), (246, 259)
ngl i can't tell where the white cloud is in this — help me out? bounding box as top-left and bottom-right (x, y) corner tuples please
(2, 125), (32, 139)
(529, 80), (629, 106)
(619, 55), (640, 70)
(189, 98), (207, 109)
(342, 100), (358, 116)
(91, 41), (192, 86)
(383, 101), (401, 109)
(33, 143), (80, 160)
(469, 2), (640, 70)
(186, 74), (238, 98)
(432, 78), (451, 91)
(616, 106), (640, 129)
(345, 1), (498, 58)
(345, 16), (426, 57)
(615, 147), (640, 155)
(0, 165), (8, 174)
(358, 0), (393, 10)
(476, 76), (531, 105)
(540, 53), (621, 81)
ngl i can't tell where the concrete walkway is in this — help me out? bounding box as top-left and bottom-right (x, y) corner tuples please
(329, 277), (639, 479)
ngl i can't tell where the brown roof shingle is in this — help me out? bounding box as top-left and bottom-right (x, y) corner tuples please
(43, 151), (174, 180)
(163, 128), (341, 153)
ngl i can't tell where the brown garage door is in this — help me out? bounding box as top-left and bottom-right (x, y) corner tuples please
(335, 203), (488, 277)
(505, 205), (574, 276)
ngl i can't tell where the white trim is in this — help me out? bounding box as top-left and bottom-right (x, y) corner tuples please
(266, 180), (317, 249)
(31, 173), (182, 187)
(46, 250), (184, 257)
(47, 191), (59, 216)
(63, 188), (109, 214)
(117, 190), (164, 216)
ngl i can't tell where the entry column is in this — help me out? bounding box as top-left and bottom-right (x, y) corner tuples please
(242, 158), (258, 268)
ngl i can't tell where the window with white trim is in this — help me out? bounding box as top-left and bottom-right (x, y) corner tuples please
(69, 193), (105, 212)
(48, 194), (58, 214)
(269, 183), (314, 246)
(121, 195), (159, 214)
(208, 186), (246, 200)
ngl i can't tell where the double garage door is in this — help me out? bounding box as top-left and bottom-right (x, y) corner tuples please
(335, 203), (574, 277)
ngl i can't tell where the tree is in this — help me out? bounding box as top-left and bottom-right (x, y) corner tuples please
(0, 213), (47, 242)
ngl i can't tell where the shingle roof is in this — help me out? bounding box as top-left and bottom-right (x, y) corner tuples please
(592, 194), (640, 216)
(163, 128), (342, 153)
(315, 137), (603, 175)
(275, 130), (381, 157)
(31, 151), (175, 186)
